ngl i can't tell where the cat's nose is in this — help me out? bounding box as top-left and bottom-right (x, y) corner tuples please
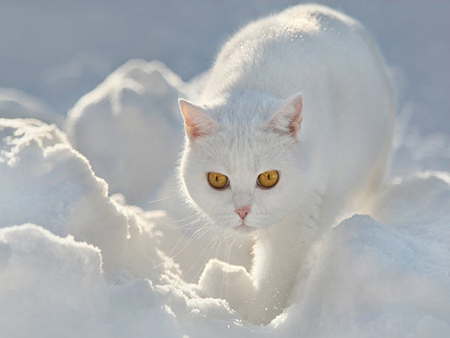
(235, 206), (251, 220)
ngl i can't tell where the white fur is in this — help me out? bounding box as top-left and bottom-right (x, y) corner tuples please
(179, 4), (395, 324)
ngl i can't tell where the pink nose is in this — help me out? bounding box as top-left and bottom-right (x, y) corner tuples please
(236, 206), (251, 220)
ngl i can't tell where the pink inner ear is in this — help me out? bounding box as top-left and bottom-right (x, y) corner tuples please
(179, 99), (217, 141)
(184, 117), (201, 139)
(290, 112), (302, 136)
(268, 93), (303, 138)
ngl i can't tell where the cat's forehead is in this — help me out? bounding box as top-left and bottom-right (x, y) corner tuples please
(205, 93), (278, 126)
(193, 127), (291, 173)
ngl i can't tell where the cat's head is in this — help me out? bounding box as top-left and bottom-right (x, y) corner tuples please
(178, 93), (310, 233)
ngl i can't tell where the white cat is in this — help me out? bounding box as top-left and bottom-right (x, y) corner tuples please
(178, 4), (395, 324)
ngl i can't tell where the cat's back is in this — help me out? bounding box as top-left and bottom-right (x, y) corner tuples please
(220, 3), (362, 58)
(200, 4), (394, 201)
(202, 4), (386, 102)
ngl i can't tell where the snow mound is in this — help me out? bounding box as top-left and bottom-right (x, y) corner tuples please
(0, 118), (177, 283)
(0, 88), (64, 127)
(278, 214), (450, 338)
(0, 224), (108, 338)
(0, 223), (261, 338)
(0, 224), (186, 338)
(198, 259), (255, 318)
(66, 60), (187, 205)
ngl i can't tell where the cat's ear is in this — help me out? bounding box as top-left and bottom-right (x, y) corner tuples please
(266, 93), (303, 138)
(178, 99), (218, 141)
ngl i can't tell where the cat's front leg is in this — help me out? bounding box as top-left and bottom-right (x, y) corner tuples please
(247, 215), (318, 325)
(246, 272), (293, 325)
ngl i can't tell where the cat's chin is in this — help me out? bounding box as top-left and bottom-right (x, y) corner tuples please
(233, 224), (256, 234)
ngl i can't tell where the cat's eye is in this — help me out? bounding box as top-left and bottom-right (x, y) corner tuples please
(207, 172), (229, 190)
(257, 170), (279, 188)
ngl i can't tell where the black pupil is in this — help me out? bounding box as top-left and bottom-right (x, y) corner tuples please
(215, 175), (218, 182)
(268, 174), (271, 181)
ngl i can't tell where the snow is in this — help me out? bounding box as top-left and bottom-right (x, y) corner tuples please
(66, 60), (186, 205)
(0, 89), (64, 127)
(0, 118), (179, 283)
(1, 119), (450, 337)
(0, 1), (449, 337)
(281, 215), (450, 338)
(0, 224), (188, 338)
(0, 224), (109, 338)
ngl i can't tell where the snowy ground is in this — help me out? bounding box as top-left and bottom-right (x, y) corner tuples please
(0, 1), (449, 338)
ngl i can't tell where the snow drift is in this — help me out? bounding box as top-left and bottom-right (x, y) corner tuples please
(66, 60), (187, 205)
(281, 214), (450, 338)
(0, 118), (178, 282)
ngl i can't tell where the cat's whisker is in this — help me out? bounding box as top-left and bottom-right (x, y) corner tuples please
(146, 192), (179, 204)
(153, 226), (206, 270)
(165, 227), (213, 269)
(226, 235), (236, 304)
(219, 228), (228, 300)
(171, 212), (202, 224)
(152, 216), (204, 230)
(167, 225), (210, 262)
(182, 234), (215, 282)
(176, 218), (205, 229)
(193, 231), (221, 287)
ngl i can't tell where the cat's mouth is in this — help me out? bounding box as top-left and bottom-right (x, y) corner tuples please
(234, 223), (254, 233)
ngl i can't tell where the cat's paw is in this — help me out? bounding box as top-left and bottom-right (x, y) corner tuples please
(197, 258), (255, 318)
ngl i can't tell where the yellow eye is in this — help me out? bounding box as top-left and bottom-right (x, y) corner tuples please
(208, 172), (229, 190)
(257, 170), (279, 188)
